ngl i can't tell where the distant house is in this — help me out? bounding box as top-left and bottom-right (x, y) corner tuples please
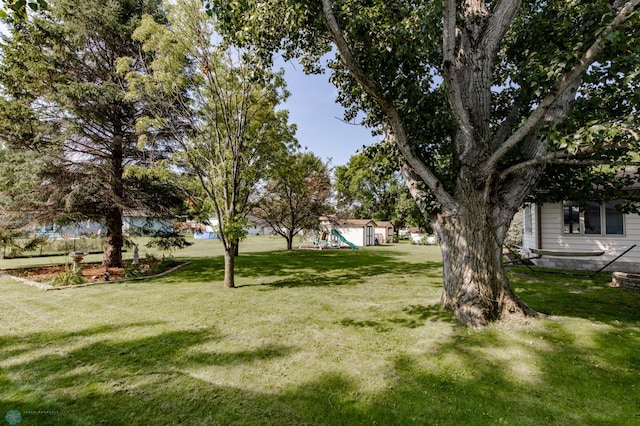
(245, 216), (271, 236)
(122, 211), (173, 236)
(521, 200), (640, 273)
(374, 221), (395, 244)
(185, 215), (271, 239)
(38, 220), (102, 238)
(31, 211), (172, 239)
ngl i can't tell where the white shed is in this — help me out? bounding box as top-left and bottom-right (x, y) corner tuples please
(521, 202), (640, 273)
(336, 219), (377, 247)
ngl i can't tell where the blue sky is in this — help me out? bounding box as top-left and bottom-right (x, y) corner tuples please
(276, 59), (381, 166)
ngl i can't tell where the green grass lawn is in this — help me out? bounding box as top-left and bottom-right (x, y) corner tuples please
(1, 237), (639, 425)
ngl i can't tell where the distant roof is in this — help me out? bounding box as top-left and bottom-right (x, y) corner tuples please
(375, 221), (394, 228)
(338, 219), (377, 227)
(122, 209), (170, 218)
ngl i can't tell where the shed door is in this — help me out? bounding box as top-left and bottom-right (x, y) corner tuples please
(365, 225), (375, 246)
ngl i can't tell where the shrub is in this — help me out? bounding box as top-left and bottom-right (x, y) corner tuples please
(149, 258), (180, 275)
(50, 266), (85, 286)
(123, 263), (144, 278)
(122, 257), (180, 278)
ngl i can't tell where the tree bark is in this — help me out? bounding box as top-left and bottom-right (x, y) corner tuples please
(224, 243), (236, 288)
(286, 234), (293, 250)
(103, 131), (125, 268)
(103, 207), (123, 267)
(432, 187), (537, 327)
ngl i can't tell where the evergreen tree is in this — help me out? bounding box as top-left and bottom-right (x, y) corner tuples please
(0, 0), (185, 267)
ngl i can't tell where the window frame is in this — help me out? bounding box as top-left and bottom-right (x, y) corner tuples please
(524, 204), (533, 235)
(561, 200), (625, 236)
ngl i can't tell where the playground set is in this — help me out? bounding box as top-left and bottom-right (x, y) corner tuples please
(299, 217), (380, 250)
(298, 228), (359, 250)
(314, 229), (359, 250)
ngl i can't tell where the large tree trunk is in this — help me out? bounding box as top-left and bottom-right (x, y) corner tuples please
(103, 207), (123, 267)
(223, 243), (236, 288)
(103, 132), (125, 268)
(286, 233), (293, 250)
(432, 192), (537, 327)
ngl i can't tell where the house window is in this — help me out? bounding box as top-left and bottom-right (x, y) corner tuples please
(524, 204), (533, 235)
(562, 200), (624, 235)
(563, 202), (580, 234)
(605, 201), (624, 235)
(584, 202), (601, 234)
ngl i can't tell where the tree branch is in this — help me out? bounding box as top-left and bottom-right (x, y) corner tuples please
(490, 96), (527, 150)
(320, 0), (457, 208)
(500, 153), (640, 178)
(483, 0), (640, 174)
(484, 0), (522, 58)
(442, 0), (474, 157)
(399, 161), (435, 220)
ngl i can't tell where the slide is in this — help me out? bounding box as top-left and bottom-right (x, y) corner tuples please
(331, 229), (358, 250)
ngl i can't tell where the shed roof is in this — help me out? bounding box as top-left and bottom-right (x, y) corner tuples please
(375, 221), (394, 228)
(338, 219), (377, 228)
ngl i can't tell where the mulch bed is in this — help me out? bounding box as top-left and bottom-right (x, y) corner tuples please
(2, 261), (189, 290)
(5, 263), (126, 283)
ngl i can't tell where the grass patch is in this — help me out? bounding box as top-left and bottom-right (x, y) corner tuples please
(0, 239), (639, 425)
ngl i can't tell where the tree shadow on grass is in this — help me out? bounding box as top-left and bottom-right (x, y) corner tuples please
(165, 249), (441, 290)
(0, 323), (301, 424)
(396, 304), (457, 326)
(366, 322), (640, 425)
(339, 304), (458, 333)
(339, 317), (392, 332)
(183, 343), (295, 366)
(509, 267), (640, 324)
(2, 317), (639, 425)
(0, 322), (163, 363)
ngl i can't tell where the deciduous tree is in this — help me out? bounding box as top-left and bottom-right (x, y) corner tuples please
(0, 0), (47, 19)
(253, 151), (332, 250)
(209, 0), (640, 325)
(334, 142), (427, 230)
(122, 0), (296, 287)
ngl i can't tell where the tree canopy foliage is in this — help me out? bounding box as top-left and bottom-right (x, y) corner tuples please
(0, 0), (47, 19)
(334, 142), (429, 230)
(208, 0), (640, 326)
